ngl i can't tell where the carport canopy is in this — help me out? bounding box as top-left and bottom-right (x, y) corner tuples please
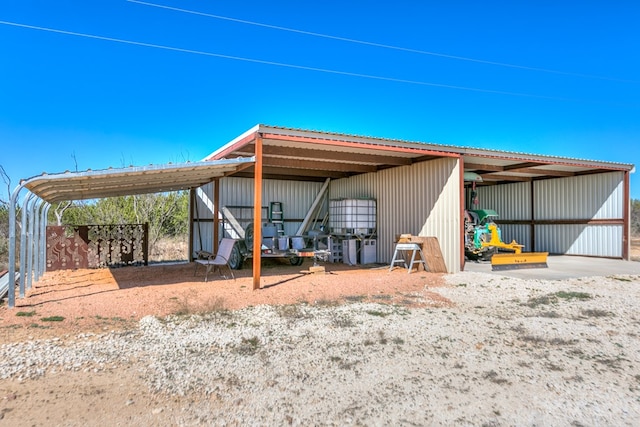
(6, 156), (255, 308)
(20, 157), (256, 203)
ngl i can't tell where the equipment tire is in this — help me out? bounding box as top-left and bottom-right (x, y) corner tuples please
(289, 256), (304, 266)
(480, 246), (498, 262)
(244, 223), (254, 249)
(228, 243), (243, 270)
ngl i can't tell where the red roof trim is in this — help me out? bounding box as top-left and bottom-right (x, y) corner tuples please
(207, 132), (258, 160)
(261, 132), (461, 159)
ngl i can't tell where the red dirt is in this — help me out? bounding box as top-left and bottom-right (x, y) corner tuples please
(1, 260), (449, 343)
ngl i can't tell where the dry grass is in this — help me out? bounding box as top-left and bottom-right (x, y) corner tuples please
(171, 292), (228, 316)
(632, 237), (640, 262)
(150, 236), (188, 263)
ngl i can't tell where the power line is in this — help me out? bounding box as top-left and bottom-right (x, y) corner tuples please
(0, 20), (584, 102)
(128, 0), (639, 85)
(4, 19), (639, 108)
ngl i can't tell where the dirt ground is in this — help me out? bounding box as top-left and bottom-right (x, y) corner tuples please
(0, 260), (446, 342)
(0, 260), (447, 426)
(1, 240), (639, 426)
(3, 238), (638, 339)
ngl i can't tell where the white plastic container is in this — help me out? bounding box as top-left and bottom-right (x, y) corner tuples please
(329, 198), (376, 234)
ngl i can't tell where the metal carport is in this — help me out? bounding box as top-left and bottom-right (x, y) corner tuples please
(5, 124), (635, 306)
(5, 157), (255, 308)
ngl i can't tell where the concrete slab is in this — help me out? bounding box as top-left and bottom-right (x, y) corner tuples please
(462, 255), (640, 280)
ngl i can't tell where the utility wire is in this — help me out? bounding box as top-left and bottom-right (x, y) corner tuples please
(0, 20), (584, 102)
(4, 19), (638, 108)
(128, 0), (639, 84)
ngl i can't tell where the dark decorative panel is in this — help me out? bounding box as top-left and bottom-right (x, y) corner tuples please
(46, 223), (148, 271)
(46, 226), (89, 270)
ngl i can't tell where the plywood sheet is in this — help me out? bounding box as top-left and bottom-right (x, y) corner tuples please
(408, 236), (448, 273)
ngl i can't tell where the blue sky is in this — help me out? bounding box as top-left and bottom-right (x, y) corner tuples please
(1, 0), (639, 199)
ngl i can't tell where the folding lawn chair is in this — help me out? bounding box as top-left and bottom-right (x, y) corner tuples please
(194, 238), (236, 281)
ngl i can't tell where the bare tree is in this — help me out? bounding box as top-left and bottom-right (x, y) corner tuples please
(53, 201), (73, 226)
(131, 193), (183, 250)
(0, 164), (10, 208)
(51, 152), (81, 225)
(0, 165), (13, 269)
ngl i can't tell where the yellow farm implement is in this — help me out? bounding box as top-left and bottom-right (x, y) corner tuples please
(465, 209), (548, 271)
(482, 223), (548, 271)
(490, 251), (549, 270)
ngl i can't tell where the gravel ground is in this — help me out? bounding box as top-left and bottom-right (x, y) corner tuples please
(2, 271), (640, 426)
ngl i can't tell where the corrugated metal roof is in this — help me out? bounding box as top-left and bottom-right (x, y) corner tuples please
(19, 124), (635, 202)
(232, 125), (634, 166)
(22, 157), (255, 203)
(204, 124), (634, 185)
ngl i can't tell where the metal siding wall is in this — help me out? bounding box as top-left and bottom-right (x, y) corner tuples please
(192, 178), (326, 253)
(534, 172), (624, 220)
(218, 177), (256, 207)
(194, 184), (215, 220)
(475, 182), (531, 220)
(219, 177), (325, 221)
(330, 157), (460, 272)
(329, 173), (377, 200)
(498, 224), (531, 251)
(470, 172), (624, 257)
(534, 172), (624, 257)
(191, 221), (213, 256)
(418, 159), (461, 273)
(537, 225), (623, 257)
(257, 178), (328, 236)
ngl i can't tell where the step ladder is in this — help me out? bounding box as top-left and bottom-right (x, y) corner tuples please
(389, 243), (427, 273)
(269, 201), (285, 236)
